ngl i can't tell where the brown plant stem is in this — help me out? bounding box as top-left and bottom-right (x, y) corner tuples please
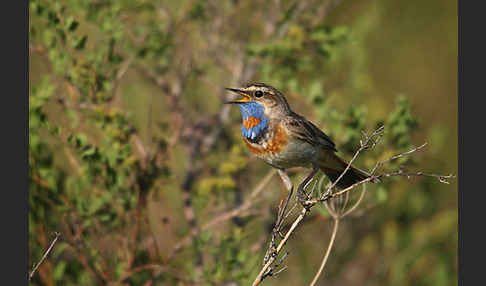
(252, 207), (309, 286)
(309, 218), (339, 286)
(29, 232), (61, 281)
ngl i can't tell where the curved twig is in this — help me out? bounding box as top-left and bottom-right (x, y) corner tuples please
(309, 218), (339, 286)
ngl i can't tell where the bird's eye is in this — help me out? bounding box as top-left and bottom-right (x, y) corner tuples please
(255, 90), (264, 98)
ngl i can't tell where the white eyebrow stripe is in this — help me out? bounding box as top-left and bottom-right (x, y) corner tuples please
(245, 86), (269, 93)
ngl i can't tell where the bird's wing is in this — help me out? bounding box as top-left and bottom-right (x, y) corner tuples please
(284, 112), (337, 152)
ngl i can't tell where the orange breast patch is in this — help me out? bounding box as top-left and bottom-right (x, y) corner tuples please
(244, 123), (288, 155)
(243, 117), (262, 129)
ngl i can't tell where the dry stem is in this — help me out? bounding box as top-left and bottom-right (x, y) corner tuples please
(309, 218), (339, 286)
(29, 232), (61, 281)
(252, 207), (309, 286)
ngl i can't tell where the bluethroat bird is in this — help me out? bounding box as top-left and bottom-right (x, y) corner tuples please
(226, 83), (373, 193)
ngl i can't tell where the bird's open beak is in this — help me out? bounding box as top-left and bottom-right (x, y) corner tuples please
(225, 88), (252, 104)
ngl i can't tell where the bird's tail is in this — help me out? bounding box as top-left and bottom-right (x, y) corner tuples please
(318, 152), (376, 189)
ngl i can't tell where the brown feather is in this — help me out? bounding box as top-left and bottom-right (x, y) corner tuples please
(283, 113), (337, 151)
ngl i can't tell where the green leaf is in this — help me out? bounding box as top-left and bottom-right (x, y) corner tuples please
(81, 147), (96, 158)
(53, 261), (67, 281)
(376, 186), (388, 203)
(65, 17), (79, 32)
(71, 133), (88, 148)
(73, 35), (87, 50)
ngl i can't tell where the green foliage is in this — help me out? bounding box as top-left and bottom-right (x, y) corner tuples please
(388, 96), (419, 149)
(200, 227), (255, 285)
(30, 1), (171, 284)
(248, 24), (349, 90)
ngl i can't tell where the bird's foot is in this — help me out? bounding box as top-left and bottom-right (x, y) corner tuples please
(296, 167), (319, 208)
(297, 188), (311, 207)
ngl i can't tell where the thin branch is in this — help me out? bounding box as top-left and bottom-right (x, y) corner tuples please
(29, 232), (61, 281)
(132, 134), (149, 161)
(308, 140), (454, 205)
(253, 207), (309, 286)
(203, 169), (278, 230)
(317, 168), (455, 205)
(309, 185), (367, 286)
(119, 181), (147, 282)
(278, 170), (293, 192)
(342, 184), (367, 217)
(324, 125), (384, 193)
(263, 171), (295, 266)
(309, 218), (339, 286)
(274, 1), (310, 38)
(370, 142), (428, 175)
(274, 171), (295, 232)
(59, 213), (108, 283)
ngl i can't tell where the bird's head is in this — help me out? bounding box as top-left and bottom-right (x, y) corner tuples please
(225, 83), (291, 119)
(225, 83), (291, 141)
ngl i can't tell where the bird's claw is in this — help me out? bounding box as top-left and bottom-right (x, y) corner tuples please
(297, 185), (311, 208)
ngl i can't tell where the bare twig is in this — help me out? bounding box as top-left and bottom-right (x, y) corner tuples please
(263, 171), (295, 266)
(370, 142), (428, 175)
(309, 184), (368, 286)
(324, 125), (384, 193)
(253, 206), (310, 286)
(203, 170), (278, 230)
(309, 218), (339, 286)
(132, 134), (149, 161)
(278, 170), (293, 192)
(274, 171), (295, 231)
(306, 139), (454, 206)
(29, 232), (61, 281)
(317, 167), (455, 205)
(342, 184), (367, 217)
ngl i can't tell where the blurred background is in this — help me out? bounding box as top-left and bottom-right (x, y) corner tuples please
(29, 0), (457, 285)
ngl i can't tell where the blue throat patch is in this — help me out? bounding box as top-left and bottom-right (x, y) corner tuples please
(238, 102), (268, 141)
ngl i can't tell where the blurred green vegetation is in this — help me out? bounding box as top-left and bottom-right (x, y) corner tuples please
(29, 0), (457, 285)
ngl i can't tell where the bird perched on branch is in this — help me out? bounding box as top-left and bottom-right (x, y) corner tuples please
(226, 83), (373, 192)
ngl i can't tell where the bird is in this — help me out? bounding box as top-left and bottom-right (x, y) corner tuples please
(226, 82), (373, 193)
